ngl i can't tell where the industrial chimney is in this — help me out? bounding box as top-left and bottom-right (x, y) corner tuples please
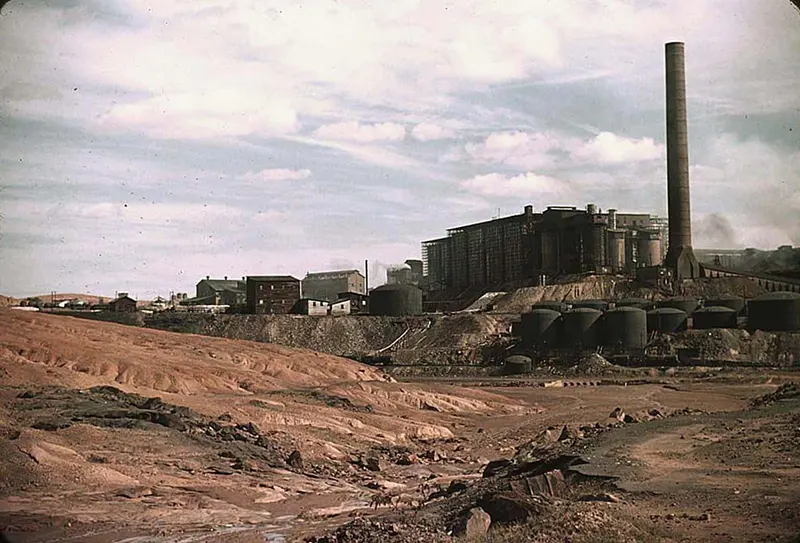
(664, 42), (700, 280)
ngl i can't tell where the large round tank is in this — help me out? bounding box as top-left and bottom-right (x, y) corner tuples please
(747, 292), (800, 331)
(571, 299), (609, 312)
(504, 355), (532, 375)
(562, 308), (602, 350)
(615, 298), (655, 310)
(602, 306), (648, 350)
(369, 284), (423, 316)
(520, 309), (561, 351)
(659, 296), (699, 314)
(692, 306), (738, 329)
(704, 295), (746, 315)
(531, 301), (567, 313)
(647, 307), (688, 334)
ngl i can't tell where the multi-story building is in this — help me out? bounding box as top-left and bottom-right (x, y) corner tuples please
(301, 269), (366, 302)
(246, 276), (301, 314)
(422, 204), (665, 291)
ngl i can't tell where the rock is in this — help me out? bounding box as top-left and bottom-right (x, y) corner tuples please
(478, 492), (548, 524)
(217, 413), (233, 422)
(609, 407), (626, 422)
(396, 453), (418, 466)
(513, 469), (566, 498)
(422, 401), (442, 412)
(648, 408), (664, 418)
(287, 450), (304, 470)
(623, 413), (639, 424)
(690, 512), (712, 521)
(483, 458), (512, 478)
(452, 507), (491, 539)
(364, 455), (382, 472)
(558, 425), (584, 442)
(580, 493), (621, 503)
(423, 449), (446, 462)
(116, 486), (153, 499)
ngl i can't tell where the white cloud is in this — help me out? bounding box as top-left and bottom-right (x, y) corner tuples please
(574, 132), (663, 164)
(242, 168), (312, 182)
(411, 123), (456, 141)
(312, 121), (406, 143)
(461, 172), (573, 199)
(457, 130), (662, 170)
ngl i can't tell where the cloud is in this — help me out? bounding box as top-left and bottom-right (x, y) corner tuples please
(241, 168), (312, 182)
(461, 172), (574, 199)
(574, 132), (663, 164)
(411, 123), (455, 141)
(455, 130), (662, 170)
(312, 121), (406, 143)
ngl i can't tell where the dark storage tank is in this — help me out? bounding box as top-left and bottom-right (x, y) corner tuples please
(520, 309), (561, 351)
(704, 294), (746, 315)
(692, 306), (738, 329)
(747, 292), (800, 331)
(571, 299), (609, 311)
(562, 308), (602, 350)
(659, 296), (699, 314)
(510, 318), (522, 337)
(602, 306), (648, 350)
(369, 284), (423, 316)
(504, 355), (532, 375)
(615, 298), (655, 310)
(531, 301), (567, 313)
(647, 307), (688, 334)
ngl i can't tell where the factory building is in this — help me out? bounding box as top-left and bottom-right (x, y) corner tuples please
(422, 204), (664, 291)
(301, 269), (366, 302)
(195, 276), (246, 306)
(246, 276), (301, 314)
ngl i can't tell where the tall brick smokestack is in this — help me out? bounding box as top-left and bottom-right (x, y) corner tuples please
(664, 42), (700, 280)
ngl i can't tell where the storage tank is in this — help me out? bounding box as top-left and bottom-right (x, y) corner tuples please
(562, 308), (602, 350)
(369, 284), (423, 316)
(747, 292), (800, 331)
(659, 296), (699, 314)
(531, 301), (567, 313)
(602, 306), (648, 350)
(692, 306), (738, 329)
(615, 298), (655, 310)
(704, 295), (746, 315)
(520, 309), (561, 350)
(636, 229), (662, 267)
(647, 307), (688, 334)
(607, 229), (626, 271)
(571, 299), (609, 312)
(504, 355), (532, 375)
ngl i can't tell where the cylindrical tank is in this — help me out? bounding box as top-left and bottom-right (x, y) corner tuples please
(541, 231), (559, 274)
(504, 355), (532, 375)
(636, 229), (662, 267)
(615, 298), (655, 310)
(510, 318), (522, 337)
(747, 292), (800, 331)
(562, 308), (602, 350)
(571, 299), (609, 312)
(586, 203), (598, 215)
(369, 284), (423, 316)
(520, 309), (561, 350)
(704, 295), (746, 315)
(692, 306), (738, 329)
(603, 306), (648, 350)
(531, 301), (566, 313)
(647, 307), (688, 334)
(607, 229), (626, 271)
(659, 296), (699, 314)
(585, 223), (605, 270)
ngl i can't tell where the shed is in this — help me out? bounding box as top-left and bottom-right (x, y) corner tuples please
(109, 295), (137, 313)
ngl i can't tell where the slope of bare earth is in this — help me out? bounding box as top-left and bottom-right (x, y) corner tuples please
(0, 295), (19, 307)
(0, 309), (527, 541)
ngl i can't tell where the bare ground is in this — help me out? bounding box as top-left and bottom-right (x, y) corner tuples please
(1, 309), (798, 542)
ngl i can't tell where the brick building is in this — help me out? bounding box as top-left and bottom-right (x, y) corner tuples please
(246, 276), (301, 314)
(302, 269), (366, 302)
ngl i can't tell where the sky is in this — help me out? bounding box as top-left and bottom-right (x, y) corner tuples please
(0, 0), (798, 299)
